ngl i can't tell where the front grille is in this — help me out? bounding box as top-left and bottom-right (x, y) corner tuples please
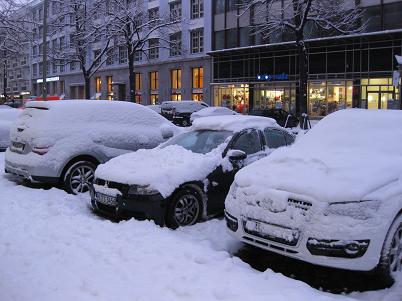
(287, 199), (312, 214)
(95, 178), (129, 194)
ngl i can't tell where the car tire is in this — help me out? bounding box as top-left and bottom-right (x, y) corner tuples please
(62, 160), (97, 195)
(376, 214), (402, 286)
(166, 188), (202, 229)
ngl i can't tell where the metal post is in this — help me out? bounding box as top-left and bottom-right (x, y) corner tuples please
(41, 0), (48, 100)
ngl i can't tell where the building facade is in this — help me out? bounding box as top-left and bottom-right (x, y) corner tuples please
(210, 0), (402, 116)
(28, 0), (212, 105)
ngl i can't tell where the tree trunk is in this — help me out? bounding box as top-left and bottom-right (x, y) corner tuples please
(296, 36), (308, 116)
(128, 52), (135, 103)
(84, 73), (90, 99)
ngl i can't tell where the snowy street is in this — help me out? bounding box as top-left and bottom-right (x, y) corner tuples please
(0, 152), (400, 301)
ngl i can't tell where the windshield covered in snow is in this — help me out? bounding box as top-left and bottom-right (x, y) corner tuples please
(162, 130), (232, 154)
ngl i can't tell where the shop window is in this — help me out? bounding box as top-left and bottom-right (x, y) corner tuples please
(308, 82), (327, 117)
(192, 93), (203, 101)
(135, 73), (142, 104)
(171, 69), (181, 89)
(231, 130), (261, 155)
(171, 94), (181, 101)
(150, 71), (159, 90)
(192, 67), (203, 89)
(150, 94), (158, 105)
(327, 81), (346, 114)
(107, 76), (113, 100)
(95, 77), (101, 93)
(214, 84), (249, 113)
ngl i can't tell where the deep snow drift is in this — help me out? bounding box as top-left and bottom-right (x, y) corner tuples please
(0, 152), (400, 301)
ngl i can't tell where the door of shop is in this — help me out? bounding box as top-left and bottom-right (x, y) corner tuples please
(367, 92), (394, 109)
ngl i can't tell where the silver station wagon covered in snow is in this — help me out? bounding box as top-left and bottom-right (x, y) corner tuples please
(5, 100), (178, 194)
(225, 109), (402, 284)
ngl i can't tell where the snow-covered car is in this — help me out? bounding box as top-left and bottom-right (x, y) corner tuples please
(0, 108), (20, 151)
(161, 100), (209, 127)
(225, 109), (402, 284)
(146, 104), (161, 114)
(91, 115), (295, 228)
(5, 100), (179, 194)
(190, 107), (238, 123)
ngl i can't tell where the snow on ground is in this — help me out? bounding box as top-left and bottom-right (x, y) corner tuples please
(0, 151), (400, 301)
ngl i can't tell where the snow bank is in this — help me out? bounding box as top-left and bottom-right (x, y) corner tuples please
(192, 115), (278, 132)
(0, 153), (392, 301)
(95, 144), (225, 197)
(0, 108), (20, 148)
(232, 109), (402, 204)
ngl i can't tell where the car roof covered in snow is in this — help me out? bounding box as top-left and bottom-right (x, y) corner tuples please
(191, 114), (278, 132)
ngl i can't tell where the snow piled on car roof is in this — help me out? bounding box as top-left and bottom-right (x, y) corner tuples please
(231, 109), (402, 204)
(192, 115), (278, 132)
(95, 144), (227, 198)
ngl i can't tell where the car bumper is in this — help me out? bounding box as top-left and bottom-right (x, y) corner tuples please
(224, 210), (383, 272)
(90, 185), (168, 226)
(4, 149), (60, 183)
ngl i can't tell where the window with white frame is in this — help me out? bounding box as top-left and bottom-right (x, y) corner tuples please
(190, 29), (204, 53)
(191, 0), (203, 19)
(148, 38), (159, 59)
(134, 50), (142, 62)
(119, 46), (127, 64)
(170, 1), (182, 21)
(169, 32), (182, 56)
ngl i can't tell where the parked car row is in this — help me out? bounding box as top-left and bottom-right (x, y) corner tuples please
(3, 100), (401, 285)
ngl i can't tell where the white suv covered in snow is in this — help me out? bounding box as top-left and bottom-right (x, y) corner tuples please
(5, 100), (178, 194)
(225, 109), (402, 284)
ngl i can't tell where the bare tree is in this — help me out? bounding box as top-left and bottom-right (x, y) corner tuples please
(47, 0), (113, 99)
(106, 0), (180, 102)
(240, 0), (363, 115)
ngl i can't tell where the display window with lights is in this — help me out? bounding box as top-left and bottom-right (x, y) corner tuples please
(213, 84), (249, 113)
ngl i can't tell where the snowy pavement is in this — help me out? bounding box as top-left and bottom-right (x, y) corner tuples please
(0, 152), (400, 301)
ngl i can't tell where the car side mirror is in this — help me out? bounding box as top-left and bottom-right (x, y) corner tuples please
(161, 127), (174, 139)
(227, 149), (247, 161)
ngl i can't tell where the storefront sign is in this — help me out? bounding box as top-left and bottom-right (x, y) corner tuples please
(36, 76), (60, 83)
(257, 73), (289, 81)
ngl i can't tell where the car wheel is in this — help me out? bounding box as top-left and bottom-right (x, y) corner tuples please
(182, 119), (189, 127)
(63, 161), (97, 195)
(377, 214), (402, 285)
(166, 188), (202, 228)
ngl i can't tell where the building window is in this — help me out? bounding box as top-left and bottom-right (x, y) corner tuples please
(134, 50), (142, 62)
(106, 48), (115, 66)
(170, 1), (182, 21)
(107, 76), (113, 100)
(192, 67), (203, 101)
(169, 32), (182, 56)
(95, 77), (101, 93)
(135, 73), (142, 104)
(150, 71), (158, 90)
(150, 71), (158, 104)
(149, 38), (159, 59)
(32, 45), (38, 56)
(60, 80), (65, 94)
(190, 29), (203, 53)
(191, 0), (203, 19)
(32, 63), (37, 77)
(52, 62), (57, 73)
(119, 46), (128, 64)
(171, 69), (181, 101)
(148, 7), (159, 26)
(93, 50), (101, 67)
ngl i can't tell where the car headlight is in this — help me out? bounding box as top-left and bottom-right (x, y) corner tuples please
(128, 185), (160, 196)
(324, 200), (380, 220)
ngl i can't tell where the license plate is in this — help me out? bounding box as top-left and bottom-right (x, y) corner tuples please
(244, 220), (299, 245)
(11, 141), (25, 153)
(96, 192), (117, 206)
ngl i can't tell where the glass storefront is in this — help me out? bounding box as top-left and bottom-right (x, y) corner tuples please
(254, 83), (296, 112)
(361, 78), (399, 110)
(213, 84), (249, 113)
(308, 81), (353, 117)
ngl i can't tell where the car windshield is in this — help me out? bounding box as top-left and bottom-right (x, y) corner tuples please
(162, 130), (233, 154)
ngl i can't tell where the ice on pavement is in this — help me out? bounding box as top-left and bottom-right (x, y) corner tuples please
(0, 152), (400, 301)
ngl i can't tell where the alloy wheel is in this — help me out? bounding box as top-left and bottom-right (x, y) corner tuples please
(173, 194), (200, 226)
(70, 165), (95, 194)
(389, 224), (402, 274)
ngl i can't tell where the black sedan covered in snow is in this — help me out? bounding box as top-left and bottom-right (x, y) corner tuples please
(90, 115), (295, 228)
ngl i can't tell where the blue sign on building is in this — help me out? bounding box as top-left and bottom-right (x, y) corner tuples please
(257, 73), (289, 81)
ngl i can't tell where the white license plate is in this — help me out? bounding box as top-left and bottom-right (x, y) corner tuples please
(245, 220), (299, 242)
(11, 141), (25, 153)
(96, 192), (117, 206)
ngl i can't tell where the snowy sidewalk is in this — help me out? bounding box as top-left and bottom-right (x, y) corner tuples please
(0, 153), (400, 301)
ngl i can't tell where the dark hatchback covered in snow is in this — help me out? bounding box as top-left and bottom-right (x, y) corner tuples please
(90, 115), (295, 228)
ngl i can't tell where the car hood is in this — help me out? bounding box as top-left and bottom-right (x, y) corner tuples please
(95, 145), (227, 198)
(233, 146), (402, 204)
